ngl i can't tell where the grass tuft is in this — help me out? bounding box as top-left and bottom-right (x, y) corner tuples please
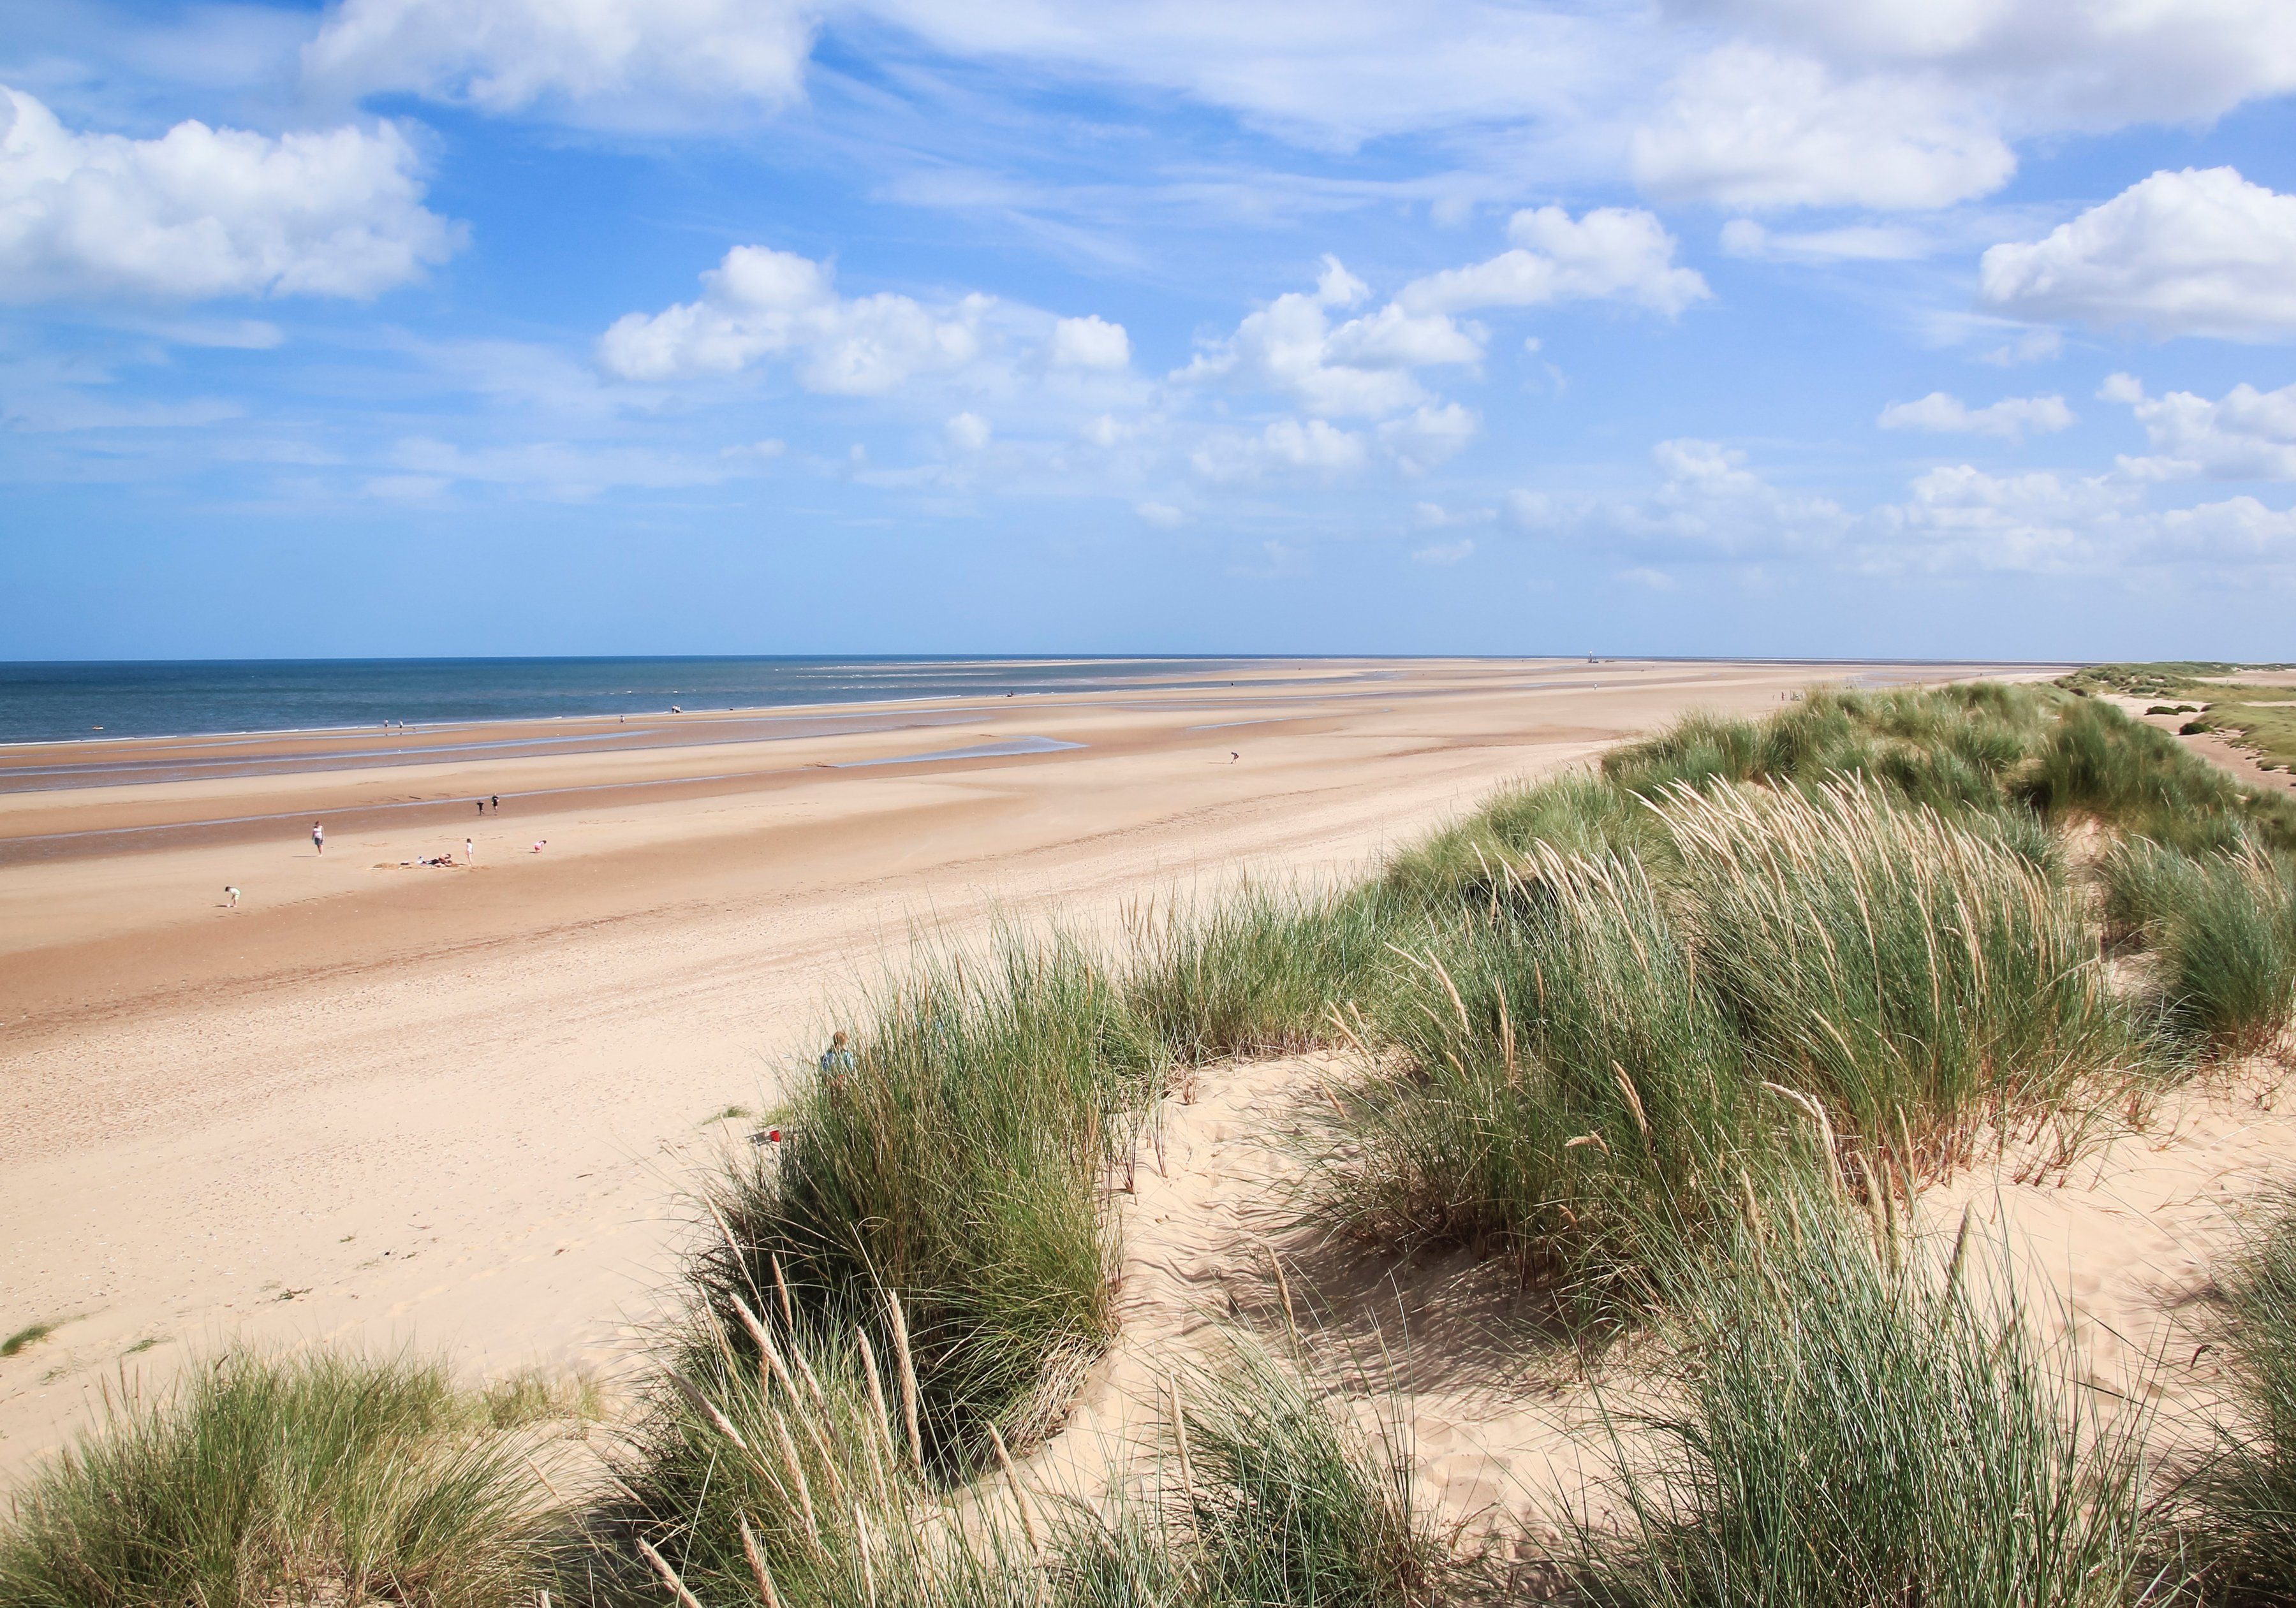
(1, 1324), (59, 1361)
(2102, 835), (2296, 1051)
(0, 1350), (560, 1608)
(1566, 1192), (2168, 1608)
(1663, 777), (2145, 1157)
(2181, 1189), (2296, 1603)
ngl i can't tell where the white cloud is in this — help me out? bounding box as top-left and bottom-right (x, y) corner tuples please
(599, 244), (990, 393)
(1179, 257), (1480, 419)
(1880, 463), (2133, 573)
(1871, 455), (2296, 577)
(1508, 437), (1850, 561)
(1396, 205), (1707, 318)
(1719, 218), (1931, 263)
(0, 84), (460, 302)
(862, 0), (1619, 150)
(1414, 499), (1494, 529)
(1315, 254), (1370, 308)
(305, 0), (814, 128)
(1411, 537), (1475, 565)
(1977, 328), (2064, 367)
(1322, 303), (1483, 368)
(945, 410), (991, 450)
(378, 435), (738, 499)
(1191, 416), (1367, 482)
(1049, 314), (1129, 369)
(1634, 45), (2013, 211)
(1665, 0), (2296, 132)
(1877, 391), (2075, 441)
(1978, 168), (2296, 342)
(1135, 500), (1189, 527)
(2103, 374), (2296, 481)
(1264, 416), (1365, 471)
(1378, 402), (1480, 474)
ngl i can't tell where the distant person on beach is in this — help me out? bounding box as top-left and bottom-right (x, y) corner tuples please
(820, 1030), (856, 1083)
(465, 837), (475, 865)
(312, 822), (324, 856)
(476, 799), (485, 814)
(490, 795), (500, 811)
(1230, 751), (1239, 763)
(224, 886), (240, 909)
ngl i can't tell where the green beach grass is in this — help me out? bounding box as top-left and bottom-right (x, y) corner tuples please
(11, 674), (2296, 1607)
(2181, 1191), (2296, 1604)
(1564, 1191), (2170, 1608)
(0, 1352), (562, 1608)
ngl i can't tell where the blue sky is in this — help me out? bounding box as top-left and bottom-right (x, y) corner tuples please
(5, 1), (2296, 661)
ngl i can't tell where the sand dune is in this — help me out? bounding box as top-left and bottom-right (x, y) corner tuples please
(0, 657), (2038, 1473)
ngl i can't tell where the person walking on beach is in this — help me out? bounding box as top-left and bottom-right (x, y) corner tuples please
(465, 837), (475, 866)
(312, 822), (325, 856)
(490, 794), (500, 812)
(476, 798), (485, 815)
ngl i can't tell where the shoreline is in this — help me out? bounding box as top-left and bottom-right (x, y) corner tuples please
(0, 654), (2088, 753)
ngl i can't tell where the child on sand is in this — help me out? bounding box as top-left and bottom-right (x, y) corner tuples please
(819, 1030), (856, 1083)
(312, 822), (324, 855)
(224, 886), (240, 909)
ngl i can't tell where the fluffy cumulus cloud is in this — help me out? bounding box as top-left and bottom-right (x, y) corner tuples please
(2102, 373), (2296, 481)
(0, 85), (460, 302)
(1179, 255), (1480, 419)
(1499, 427), (2296, 581)
(1878, 464), (2124, 573)
(1378, 402), (1480, 474)
(1189, 415), (1367, 483)
(1397, 207), (1707, 318)
(1049, 314), (1130, 369)
(304, 0), (814, 127)
(1870, 462), (2296, 577)
(1633, 45), (2013, 211)
(1979, 168), (2296, 341)
(1877, 391), (2075, 441)
(599, 245), (990, 393)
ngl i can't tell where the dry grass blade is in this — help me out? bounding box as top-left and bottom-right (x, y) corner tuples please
(739, 1515), (786, 1608)
(636, 1538), (706, 1608)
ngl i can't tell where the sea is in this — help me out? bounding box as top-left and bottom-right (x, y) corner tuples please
(0, 656), (1294, 747)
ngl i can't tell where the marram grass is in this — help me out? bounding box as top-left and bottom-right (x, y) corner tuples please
(1565, 1190), (2174, 1608)
(0, 1350), (560, 1608)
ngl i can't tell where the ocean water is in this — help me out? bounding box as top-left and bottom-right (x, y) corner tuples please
(0, 657), (1287, 746)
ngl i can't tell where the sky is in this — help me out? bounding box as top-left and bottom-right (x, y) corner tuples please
(4, 1), (2296, 661)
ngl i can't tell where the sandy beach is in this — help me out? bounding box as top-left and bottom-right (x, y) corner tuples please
(0, 657), (2047, 1472)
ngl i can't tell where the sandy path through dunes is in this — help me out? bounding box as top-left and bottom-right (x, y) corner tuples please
(0, 659), (2031, 1473)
